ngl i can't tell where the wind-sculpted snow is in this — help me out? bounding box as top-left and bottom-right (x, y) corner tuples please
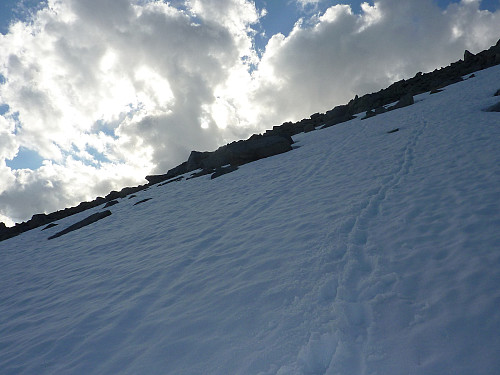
(1, 66), (500, 374)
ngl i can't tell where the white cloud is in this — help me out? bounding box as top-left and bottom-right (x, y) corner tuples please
(1, 0), (500, 225)
(294, 0), (323, 10)
(248, 0), (500, 125)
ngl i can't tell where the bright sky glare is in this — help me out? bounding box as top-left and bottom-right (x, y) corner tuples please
(0, 0), (499, 225)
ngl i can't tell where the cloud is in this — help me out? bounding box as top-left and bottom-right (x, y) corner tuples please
(0, 0), (260, 224)
(249, 0), (500, 124)
(1, 0), (500, 225)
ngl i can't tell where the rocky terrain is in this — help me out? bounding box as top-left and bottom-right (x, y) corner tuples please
(1, 39), (499, 242)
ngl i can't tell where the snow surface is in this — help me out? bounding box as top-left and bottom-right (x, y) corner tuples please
(1, 66), (500, 375)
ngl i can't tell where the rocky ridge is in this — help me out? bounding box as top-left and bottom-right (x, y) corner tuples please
(1, 39), (499, 242)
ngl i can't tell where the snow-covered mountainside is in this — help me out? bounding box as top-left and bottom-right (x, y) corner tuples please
(1, 65), (500, 375)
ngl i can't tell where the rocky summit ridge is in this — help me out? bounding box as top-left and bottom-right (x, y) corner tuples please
(1, 39), (500, 242)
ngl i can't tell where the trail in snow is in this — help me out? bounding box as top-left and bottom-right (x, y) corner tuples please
(1, 66), (500, 375)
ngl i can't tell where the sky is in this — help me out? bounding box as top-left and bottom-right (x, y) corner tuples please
(0, 0), (499, 226)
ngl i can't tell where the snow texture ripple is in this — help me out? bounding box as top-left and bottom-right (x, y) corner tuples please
(1, 66), (500, 375)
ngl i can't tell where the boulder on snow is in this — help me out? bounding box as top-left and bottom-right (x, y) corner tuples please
(146, 162), (188, 185)
(211, 165), (239, 179)
(42, 223), (58, 231)
(388, 93), (414, 111)
(484, 101), (500, 112)
(430, 88), (443, 94)
(103, 200), (119, 208)
(362, 110), (376, 120)
(494, 89), (500, 96)
(48, 210), (112, 240)
(134, 198), (152, 206)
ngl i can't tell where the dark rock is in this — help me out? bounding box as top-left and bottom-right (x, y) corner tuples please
(128, 195), (137, 199)
(362, 110), (376, 120)
(464, 49), (475, 63)
(146, 162), (188, 185)
(485, 101), (500, 112)
(468, 73), (475, 78)
(494, 89), (500, 96)
(321, 105), (355, 128)
(430, 89), (443, 94)
(145, 174), (169, 185)
(325, 105), (350, 119)
(105, 191), (123, 201)
(304, 123), (315, 133)
(211, 165), (239, 179)
(133, 198), (152, 206)
(103, 200), (119, 208)
(196, 135), (293, 170)
(388, 93), (414, 111)
(48, 210), (112, 240)
(31, 213), (49, 227)
(186, 151), (211, 172)
(95, 197), (106, 205)
(226, 135), (293, 165)
(158, 176), (184, 186)
(188, 169), (214, 179)
(42, 223), (58, 231)
(387, 128), (400, 134)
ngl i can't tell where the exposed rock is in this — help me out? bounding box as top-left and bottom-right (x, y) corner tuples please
(494, 89), (500, 96)
(30, 213), (50, 227)
(464, 49), (475, 64)
(187, 151), (211, 172)
(430, 88), (443, 94)
(211, 165), (239, 179)
(387, 128), (400, 134)
(362, 110), (376, 120)
(103, 200), (119, 208)
(158, 176), (184, 186)
(321, 105), (356, 128)
(146, 162), (188, 185)
(134, 198), (152, 206)
(304, 123), (315, 133)
(388, 93), (414, 111)
(128, 195), (137, 199)
(224, 135), (293, 165)
(187, 134), (293, 172)
(42, 223), (58, 231)
(485, 101), (500, 112)
(48, 211), (112, 240)
(105, 191), (123, 201)
(188, 169), (214, 179)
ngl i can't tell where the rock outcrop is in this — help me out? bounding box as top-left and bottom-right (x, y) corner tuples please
(48, 210), (112, 240)
(147, 133), (294, 185)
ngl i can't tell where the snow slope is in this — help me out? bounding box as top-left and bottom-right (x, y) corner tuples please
(1, 65), (500, 375)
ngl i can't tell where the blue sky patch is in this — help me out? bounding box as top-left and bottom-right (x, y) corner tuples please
(6, 146), (44, 170)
